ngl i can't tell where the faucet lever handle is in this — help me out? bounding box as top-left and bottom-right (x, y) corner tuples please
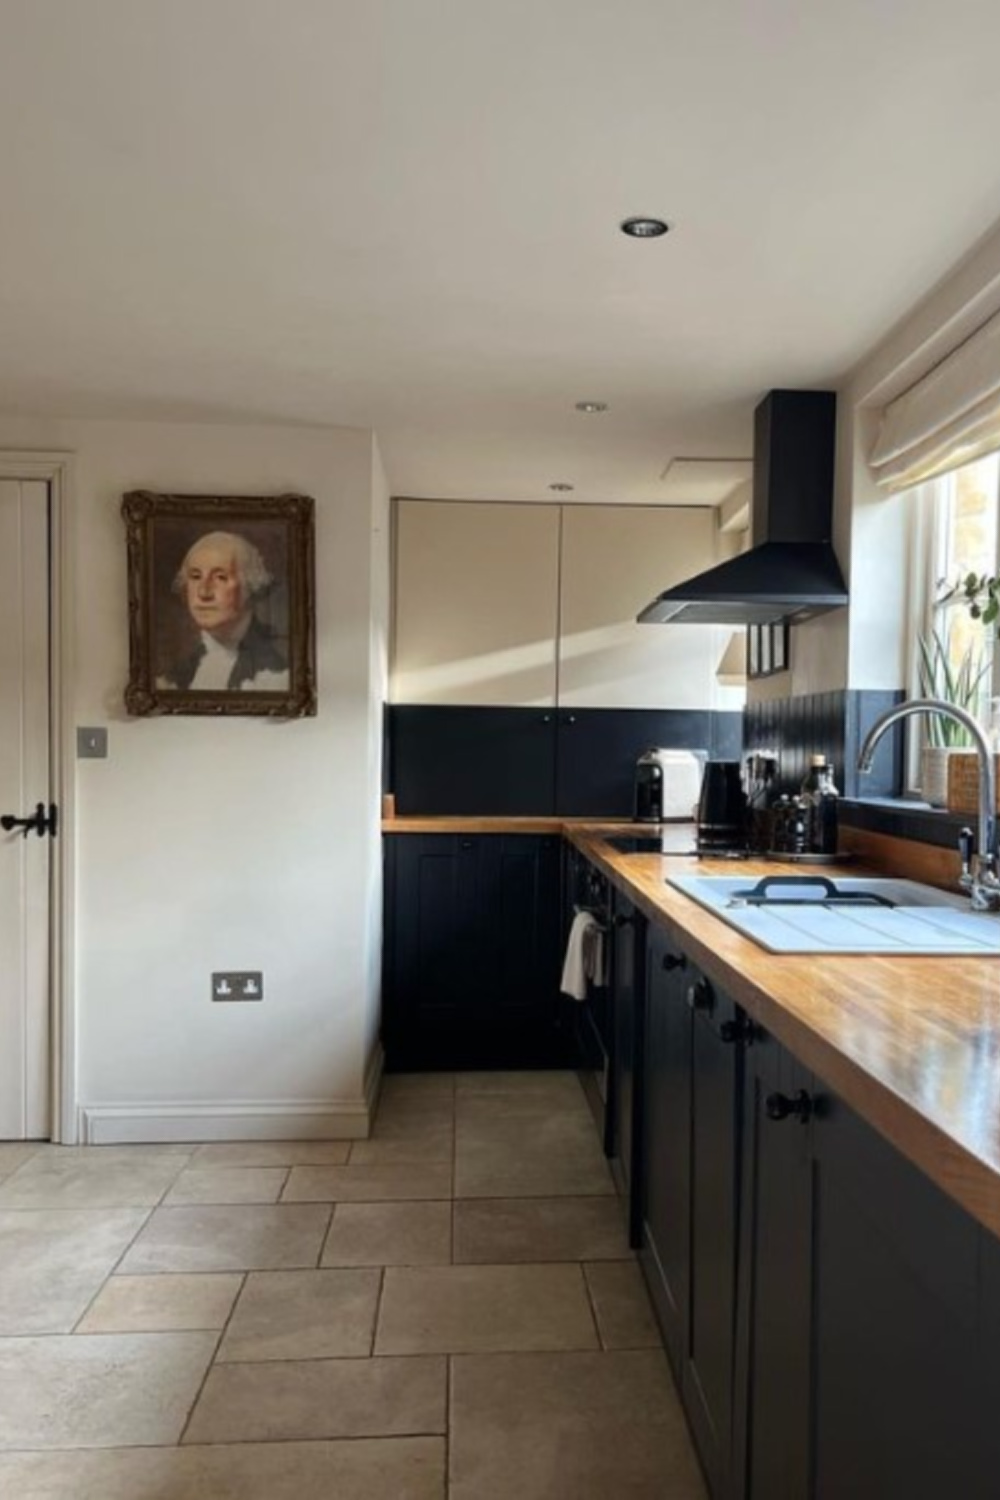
(958, 826), (975, 883)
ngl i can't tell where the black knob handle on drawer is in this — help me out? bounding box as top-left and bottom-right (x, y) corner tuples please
(563, 714), (577, 725)
(615, 913), (634, 929)
(765, 1090), (813, 1123)
(720, 1016), (752, 1045)
(541, 714), (552, 724)
(662, 952), (686, 972)
(459, 839), (473, 850)
(686, 980), (712, 1012)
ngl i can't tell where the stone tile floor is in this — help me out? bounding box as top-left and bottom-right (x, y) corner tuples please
(0, 1071), (707, 1498)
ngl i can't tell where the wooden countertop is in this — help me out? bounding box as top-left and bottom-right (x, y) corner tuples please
(384, 814), (1000, 1240)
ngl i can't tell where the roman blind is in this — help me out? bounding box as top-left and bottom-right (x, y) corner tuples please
(870, 307), (1000, 491)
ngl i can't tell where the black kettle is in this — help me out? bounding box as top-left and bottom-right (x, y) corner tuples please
(696, 761), (747, 851)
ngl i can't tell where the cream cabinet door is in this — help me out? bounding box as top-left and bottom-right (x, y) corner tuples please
(558, 506), (727, 710)
(391, 500), (559, 706)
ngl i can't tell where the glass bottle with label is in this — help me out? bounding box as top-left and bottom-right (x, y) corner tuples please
(800, 754), (839, 854)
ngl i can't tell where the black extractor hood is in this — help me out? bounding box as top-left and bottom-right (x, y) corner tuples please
(637, 389), (848, 626)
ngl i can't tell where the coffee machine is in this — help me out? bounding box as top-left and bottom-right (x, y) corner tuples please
(633, 748), (664, 823)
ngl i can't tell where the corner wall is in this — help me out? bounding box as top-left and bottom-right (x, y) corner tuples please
(0, 414), (386, 1142)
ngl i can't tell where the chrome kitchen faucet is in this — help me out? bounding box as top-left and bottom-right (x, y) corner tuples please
(857, 698), (1000, 912)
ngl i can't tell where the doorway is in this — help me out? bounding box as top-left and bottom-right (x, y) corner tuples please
(0, 459), (71, 1141)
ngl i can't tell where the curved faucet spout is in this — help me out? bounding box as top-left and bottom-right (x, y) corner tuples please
(857, 697), (998, 907)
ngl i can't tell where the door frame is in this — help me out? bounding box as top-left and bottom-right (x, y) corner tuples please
(0, 452), (76, 1142)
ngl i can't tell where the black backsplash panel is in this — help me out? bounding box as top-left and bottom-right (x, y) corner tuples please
(390, 705), (744, 818)
(744, 689), (903, 800)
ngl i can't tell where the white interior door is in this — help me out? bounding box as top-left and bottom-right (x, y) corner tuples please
(0, 479), (51, 1139)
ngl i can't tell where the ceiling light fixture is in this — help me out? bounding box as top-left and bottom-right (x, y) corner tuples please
(620, 216), (670, 239)
(549, 482), (574, 492)
(575, 401), (609, 413)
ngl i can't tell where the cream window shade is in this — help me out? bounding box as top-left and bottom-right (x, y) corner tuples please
(870, 308), (1000, 491)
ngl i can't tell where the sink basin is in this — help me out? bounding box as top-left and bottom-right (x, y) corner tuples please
(665, 874), (1000, 955)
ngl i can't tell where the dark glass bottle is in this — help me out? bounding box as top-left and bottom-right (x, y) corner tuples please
(801, 755), (839, 854)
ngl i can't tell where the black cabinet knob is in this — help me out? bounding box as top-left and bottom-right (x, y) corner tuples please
(720, 1016), (752, 1045)
(686, 979), (712, 1012)
(541, 714), (552, 724)
(765, 1089), (813, 1123)
(662, 952), (686, 972)
(459, 839), (473, 850)
(615, 913), (634, 929)
(563, 714), (577, 725)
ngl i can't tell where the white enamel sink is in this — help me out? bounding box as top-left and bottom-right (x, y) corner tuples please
(665, 874), (1000, 955)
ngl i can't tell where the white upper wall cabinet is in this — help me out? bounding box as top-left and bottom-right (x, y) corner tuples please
(558, 505), (721, 710)
(391, 500), (560, 706)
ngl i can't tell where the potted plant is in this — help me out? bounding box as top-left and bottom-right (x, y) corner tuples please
(915, 627), (991, 806)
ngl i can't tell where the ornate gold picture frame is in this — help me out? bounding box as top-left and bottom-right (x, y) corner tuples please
(123, 491), (317, 717)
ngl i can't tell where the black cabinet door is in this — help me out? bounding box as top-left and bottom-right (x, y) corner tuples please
(608, 889), (647, 1245)
(683, 980), (742, 1500)
(383, 834), (566, 1069)
(640, 925), (692, 1374)
(810, 1091), (986, 1500)
(734, 1031), (812, 1500)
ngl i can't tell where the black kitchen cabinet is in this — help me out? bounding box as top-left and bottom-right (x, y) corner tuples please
(607, 887), (647, 1245)
(640, 925), (744, 1499)
(736, 1028), (992, 1500)
(389, 704), (741, 816)
(382, 833), (568, 1069)
(733, 1029), (812, 1500)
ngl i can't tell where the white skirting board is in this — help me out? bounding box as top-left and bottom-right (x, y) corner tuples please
(79, 1047), (386, 1145)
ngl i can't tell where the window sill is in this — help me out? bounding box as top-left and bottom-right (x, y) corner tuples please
(840, 797), (970, 850)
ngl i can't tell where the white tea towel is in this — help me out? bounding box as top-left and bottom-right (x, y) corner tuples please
(561, 910), (601, 1000)
(582, 920), (607, 988)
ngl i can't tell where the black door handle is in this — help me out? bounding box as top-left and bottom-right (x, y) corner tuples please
(765, 1089), (813, 1123)
(686, 979), (712, 1012)
(662, 952), (686, 972)
(1, 802), (57, 839)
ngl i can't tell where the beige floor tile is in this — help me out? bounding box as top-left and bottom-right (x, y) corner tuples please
(0, 1208), (149, 1334)
(454, 1197), (629, 1262)
(119, 1204), (331, 1273)
(34, 1145), (194, 1162)
(375, 1264), (598, 1354)
(0, 1332), (216, 1450)
(283, 1162), (453, 1203)
(585, 1260), (662, 1349)
(450, 1349), (707, 1500)
(76, 1272), (243, 1333)
(0, 1154), (184, 1210)
(378, 1074), (455, 1106)
(455, 1096), (613, 1198)
(0, 1143), (44, 1180)
(184, 1355), (446, 1444)
(0, 1438), (446, 1500)
(164, 1166), (289, 1205)
(322, 1201), (453, 1267)
(217, 1268), (381, 1361)
(454, 1070), (586, 1102)
(349, 1125), (453, 1164)
(190, 1140), (351, 1168)
(369, 1102), (456, 1143)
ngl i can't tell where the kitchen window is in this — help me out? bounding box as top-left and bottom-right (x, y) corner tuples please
(906, 449), (1000, 790)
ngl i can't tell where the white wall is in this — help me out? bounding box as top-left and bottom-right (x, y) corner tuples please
(0, 414), (387, 1142)
(751, 221), (1000, 702)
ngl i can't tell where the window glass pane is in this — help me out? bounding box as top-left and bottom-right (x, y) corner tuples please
(935, 452), (999, 695)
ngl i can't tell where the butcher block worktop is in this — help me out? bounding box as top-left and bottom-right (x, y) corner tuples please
(384, 814), (1000, 1240)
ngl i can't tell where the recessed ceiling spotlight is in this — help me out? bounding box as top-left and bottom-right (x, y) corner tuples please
(620, 216), (670, 238)
(549, 482), (574, 492)
(575, 401), (609, 414)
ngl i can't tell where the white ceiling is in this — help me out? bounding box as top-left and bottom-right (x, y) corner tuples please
(3, 0), (1000, 504)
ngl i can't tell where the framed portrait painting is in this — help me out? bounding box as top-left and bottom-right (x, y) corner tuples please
(123, 491), (317, 717)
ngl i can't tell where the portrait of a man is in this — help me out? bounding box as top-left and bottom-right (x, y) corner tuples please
(123, 491), (316, 718)
(160, 530), (289, 692)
